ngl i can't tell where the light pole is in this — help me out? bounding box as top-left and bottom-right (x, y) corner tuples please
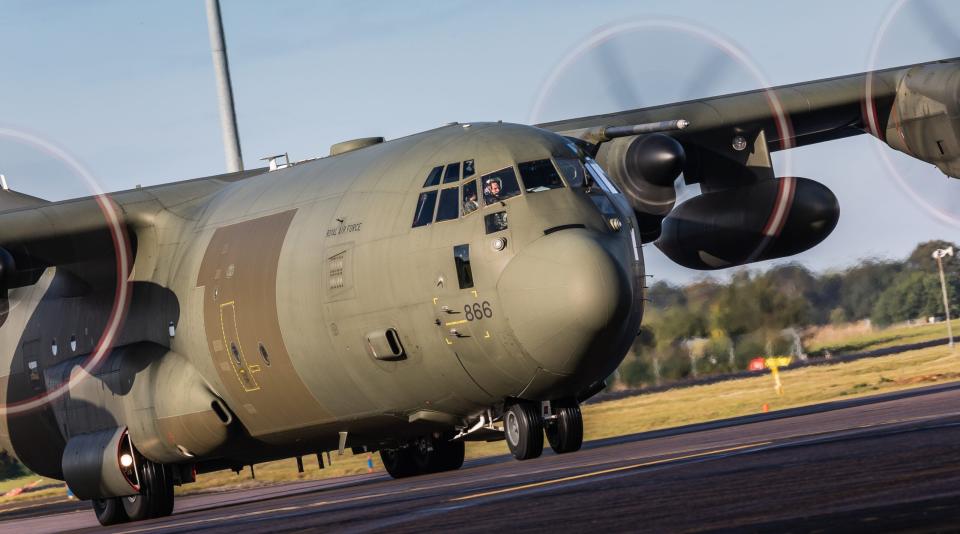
(932, 247), (954, 350)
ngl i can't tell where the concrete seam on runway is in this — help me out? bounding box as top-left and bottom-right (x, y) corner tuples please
(450, 442), (771, 501)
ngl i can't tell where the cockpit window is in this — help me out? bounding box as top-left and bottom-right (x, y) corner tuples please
(443, 162), (461, 184)
(585, 158), (622, 195)
(463, 159), (476, 178)
(462, 180), (479, 216)
(518, 159), (564, 192)
(423, 166), (443, 188)
(481, 167), (521, 206)
(412, 190), (438, 227)
(435, 187), (460, 222)
(555, 158), (586, 187)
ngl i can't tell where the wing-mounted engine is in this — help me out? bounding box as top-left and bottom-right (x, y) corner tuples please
(655, 176), (839, 270)
(879, 62), (960, 178)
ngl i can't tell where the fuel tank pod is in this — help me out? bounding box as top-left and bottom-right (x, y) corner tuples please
(655, 177), (839, 270)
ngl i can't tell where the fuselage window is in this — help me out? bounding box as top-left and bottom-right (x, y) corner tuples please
(412, 190), (438, 227)
(435, 187), (460, 222)
(443, 162), (461, 184)
(518, 159), (564, 192)
(423, 166), (443, 187)
(485, 211), (508, 234)
(555, 158), (586, 187)
(462, 180), (479, 216)
(481, 167), (521, 206)
(463, 159), (476, 178)
(453, 244), (474, 289)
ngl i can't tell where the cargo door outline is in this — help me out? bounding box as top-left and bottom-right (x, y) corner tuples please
(219, 301), (260, 392)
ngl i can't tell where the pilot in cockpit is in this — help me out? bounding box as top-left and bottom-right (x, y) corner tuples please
(483, 177), (502, 204)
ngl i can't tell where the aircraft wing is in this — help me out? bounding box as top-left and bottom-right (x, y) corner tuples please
(0, 168), (267, 289)
(535, 57), (960, 268)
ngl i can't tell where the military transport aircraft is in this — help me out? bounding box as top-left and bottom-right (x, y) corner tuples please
(0, 56), (957, 525)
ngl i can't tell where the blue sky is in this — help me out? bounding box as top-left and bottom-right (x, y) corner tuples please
(1, 0), (958, 283)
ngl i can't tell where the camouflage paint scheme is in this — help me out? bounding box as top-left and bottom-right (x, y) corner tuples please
(0, 57), (957, 491)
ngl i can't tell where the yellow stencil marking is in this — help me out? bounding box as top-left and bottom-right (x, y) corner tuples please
(445, 319), (468, 326)
(451, 442), (770, 501)
(484, 331), (491, 339)
(471, 290), (478, 298)
(219, 301), (260, 392)
(445, 338), (453, 345)
(432, 297), (439, 305)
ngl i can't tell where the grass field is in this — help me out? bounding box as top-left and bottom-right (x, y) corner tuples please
(2, 324), (958, 506)
(806, 321), (950, 355)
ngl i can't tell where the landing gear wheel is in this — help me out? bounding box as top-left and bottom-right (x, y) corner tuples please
(380, 447), (418, 478)
(123, 460), (174, 521)
(381, 434), (465, 478)
(92, 497), (128, 526)
(429, 435), (465, 473)
(504, 401), (544, 460)
(546, 399), (583, 454)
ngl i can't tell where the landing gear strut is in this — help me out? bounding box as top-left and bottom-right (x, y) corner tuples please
(380, 432), (465, 478)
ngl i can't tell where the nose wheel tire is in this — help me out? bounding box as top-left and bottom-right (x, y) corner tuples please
(546, 400), (583, 454)
(505, 401), (544, 460)
(122, 460), (174, 521)
(92, 497), (128, 526)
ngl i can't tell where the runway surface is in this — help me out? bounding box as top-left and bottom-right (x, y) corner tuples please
(3, 382), (960, 533)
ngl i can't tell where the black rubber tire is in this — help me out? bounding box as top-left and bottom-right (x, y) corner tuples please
(546, 400), (583, 454)
(504, 401), (544, 460)
(92, 497), (128, 526)
(380, 447), (418, 478)
(431, 437), (465, 473)
(123, 461), (174, 521)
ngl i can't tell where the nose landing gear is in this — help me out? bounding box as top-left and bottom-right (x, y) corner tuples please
(546, 399), (583, 454)
(505, 399), (583, 460)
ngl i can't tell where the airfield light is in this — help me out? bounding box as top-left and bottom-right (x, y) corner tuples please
(932, 247), (955, 350)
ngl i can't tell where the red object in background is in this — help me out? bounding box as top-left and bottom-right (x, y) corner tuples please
(748, 357), (766, 372)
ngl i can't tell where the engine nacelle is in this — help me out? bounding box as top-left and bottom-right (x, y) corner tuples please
(655, 177), (839, 270)
(62, 427), (139, 500)
(884, 62), (960, 178)
(596, 133), (685, 240)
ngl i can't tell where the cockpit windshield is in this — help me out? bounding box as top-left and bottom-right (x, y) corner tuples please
(555, 158), (586, 187)
(518, 159), (564, 192)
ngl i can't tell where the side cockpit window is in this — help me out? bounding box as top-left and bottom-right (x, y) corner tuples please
(462, 180), (479, 216)
(423, 166), (443, 187)
(436, 187), (459, 222)
(481, 167), (521, 206)
(412, 190), (438, 227)
(413, 160), (477, 228)
(443, 162), (461, 183)
(518, 159), (564, 192)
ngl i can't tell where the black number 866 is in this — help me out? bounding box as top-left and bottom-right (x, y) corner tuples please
(464, 301), (493, 321)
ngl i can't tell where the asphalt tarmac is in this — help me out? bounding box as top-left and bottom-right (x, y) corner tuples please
(3, 383), (960, 533)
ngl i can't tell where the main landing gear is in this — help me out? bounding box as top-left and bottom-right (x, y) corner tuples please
(505, 399), (583, 461)
(92, 459), (175, 526)
(380, 432), (465, 478)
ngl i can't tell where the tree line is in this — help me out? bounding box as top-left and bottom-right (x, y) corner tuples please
(618, 240), (960, 387)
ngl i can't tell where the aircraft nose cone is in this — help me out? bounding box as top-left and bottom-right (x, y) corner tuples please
(497, 229), (631, 378)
